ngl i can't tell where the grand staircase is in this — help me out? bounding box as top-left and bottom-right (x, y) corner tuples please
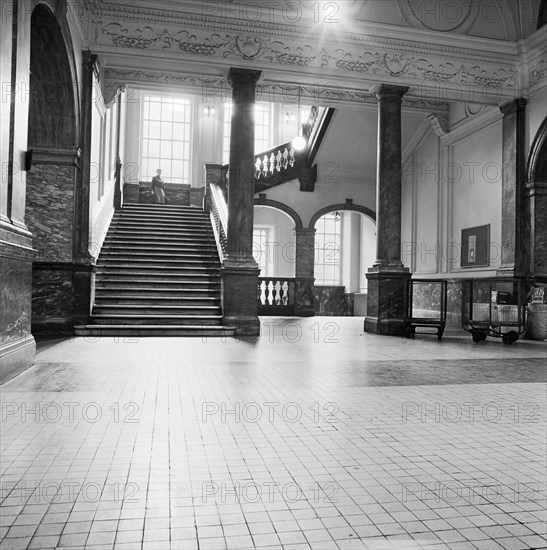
(75, 204), (235, 337)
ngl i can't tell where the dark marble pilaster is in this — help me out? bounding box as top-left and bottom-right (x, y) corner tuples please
(497, 98), (527, 278)
(221, 68), (262, 336)
(365, 85), (410, 336)
(526, 181), (547, 281)
(76, 52), (96, 263)
(295, 228), (316, 316)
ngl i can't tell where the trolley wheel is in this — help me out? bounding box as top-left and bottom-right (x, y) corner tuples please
(472, 331), (487, 343)
(502, 331), (519, 345)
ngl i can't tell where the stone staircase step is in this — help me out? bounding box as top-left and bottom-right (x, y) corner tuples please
(93, 304), (221, 314)
(109, 229), (213, 237)
(95, 272), (220, 280)
(101, 246), (218, 254)
(97, 254), (220, 269)
(94, 297), (220, 306)
(74, 325), (237, 337)
(90, 203), (228, 336)
(90, 315), (224, 326)
(103, 234), (213, 242)
(95, 287), (220, 295)
(99, 251), (217, 260)
(95, 283), (220, 291)
(96, 267), (219, 276)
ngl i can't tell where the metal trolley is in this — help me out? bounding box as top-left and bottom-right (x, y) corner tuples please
(404, 279), (448, 340)
(462, 278), (526, 345)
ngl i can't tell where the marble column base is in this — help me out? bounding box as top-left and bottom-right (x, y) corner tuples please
(364, 269), (410, 336)
(0, 337), (36, 385)
(32, 262), (94, 334)
(294, 278), (315, 317)
(526, 304), (547, 340)
(221, 262), (260, 336)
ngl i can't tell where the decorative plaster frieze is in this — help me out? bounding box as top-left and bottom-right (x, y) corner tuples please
(91, 18), (519, 102)
(528, 59), (547, 91)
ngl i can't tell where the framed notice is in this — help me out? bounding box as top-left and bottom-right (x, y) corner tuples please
(461, 225), (490, 267)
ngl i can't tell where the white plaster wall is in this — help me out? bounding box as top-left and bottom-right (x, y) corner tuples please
(253, 206), (295, 278)
(413, 129), (440, 274)
(450, 120), (503, 275)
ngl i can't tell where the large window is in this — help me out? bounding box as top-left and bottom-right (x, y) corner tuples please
(141, 95), (192, 184)
(222, 102), (273, 163)
(315, 212), (341, 285)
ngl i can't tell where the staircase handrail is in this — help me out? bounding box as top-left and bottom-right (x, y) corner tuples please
(305, 106), (335, 166)
(207, 180), (228, 262)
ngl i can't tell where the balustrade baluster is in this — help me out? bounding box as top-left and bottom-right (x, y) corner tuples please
(282, 281), (289, 305)
(267, 281), (274, 305)
(259, 281), (266, 306)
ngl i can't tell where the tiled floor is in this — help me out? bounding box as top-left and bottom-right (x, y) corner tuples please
(1, 318), (546, 550)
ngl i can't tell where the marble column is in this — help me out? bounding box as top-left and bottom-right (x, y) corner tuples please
(497, 98), (527, 278)
(365, 85), (410, 336)
(294, 228), (316, 316)
(221, 68), (262, 335)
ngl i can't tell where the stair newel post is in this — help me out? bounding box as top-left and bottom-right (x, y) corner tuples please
(221, 68), (262, 336)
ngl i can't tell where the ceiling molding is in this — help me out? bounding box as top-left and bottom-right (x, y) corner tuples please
(103, 67), (450, 114)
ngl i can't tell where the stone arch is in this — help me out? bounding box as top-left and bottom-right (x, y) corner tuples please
(309, 201), (376, 229)
(254, 196), (303, 229)
(28, 2), (79, 148)
(527, 115), (547, 183)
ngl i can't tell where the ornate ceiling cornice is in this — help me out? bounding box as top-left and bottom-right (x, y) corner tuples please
(78, 0), (547, 105)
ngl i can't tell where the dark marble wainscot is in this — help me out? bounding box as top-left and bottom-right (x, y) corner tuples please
(314, 286), (354, 316)
(137, 182), (191, 205)
(32, 263), (94, 334)
(0, 224), (35, 383)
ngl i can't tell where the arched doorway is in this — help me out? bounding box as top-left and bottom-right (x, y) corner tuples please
(26, 3), (82, 334)
(310, 203), (376, 316)
(526, 115), (547, 281)
(253, 203), (299, 314)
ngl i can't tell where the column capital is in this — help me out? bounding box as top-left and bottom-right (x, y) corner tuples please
(375, 84), (409, 102)
(295, 227), (316, 236)
(500, 98), (527, 116)
(228, 68), (262, 87)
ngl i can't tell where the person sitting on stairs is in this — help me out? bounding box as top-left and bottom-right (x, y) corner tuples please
(151, 168), (166, 204)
